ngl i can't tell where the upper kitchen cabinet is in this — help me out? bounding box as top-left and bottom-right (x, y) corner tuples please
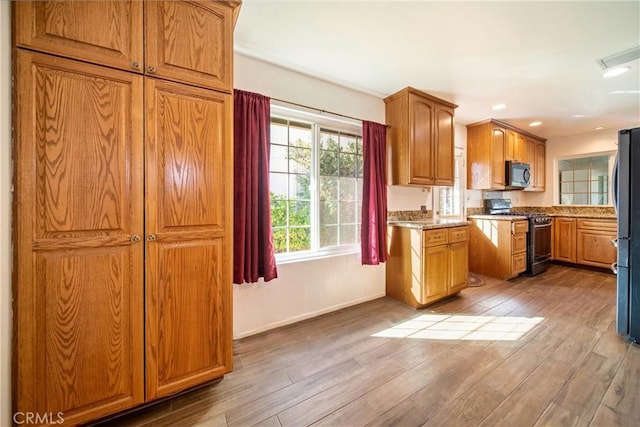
(466, 120), (506, 190)
(145, 0), (235, 92)
(467, 119), (546, 191)
(385, 87), (458, 186)
(14, 0), (237, 92)
(506, 129), (526, 162)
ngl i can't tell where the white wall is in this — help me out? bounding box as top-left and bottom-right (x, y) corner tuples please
(1, 3), (11, 425)
(233, 53), (388, 338)
(521, 129), (618, 207)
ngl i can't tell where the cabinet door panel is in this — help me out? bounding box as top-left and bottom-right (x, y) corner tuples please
(491, 127), (506, 188)
(434, 107), (455, 185)
(423, 246), (449, 302)
(145, 79), (232, 399)
(408, 94), (434, 185)
(145, 0), (233, 91)
(449, 242), (469, 293)
(14, 1), (143, 72)
(14, 51), (144, 424)
(535, 142), (546, 189)
(554, 218), (576, 262)
(577, 229), (617, 268)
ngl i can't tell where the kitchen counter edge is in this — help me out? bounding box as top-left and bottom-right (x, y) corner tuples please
(387, 220), (471, 230)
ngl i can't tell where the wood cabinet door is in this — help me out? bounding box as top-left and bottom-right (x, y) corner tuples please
(145, 0), (233, 92)
(14, 51), (144, 424)
(534, 142), (546, 190)
(145, 78), (233, 400)
(14, 1), (143, 72)
(554, 218), (577, 263)
(408, 93), (435, 185)
(577, 229), (617, 268)
(491, 127), (506, 188)
(423, 245), (449, 303)
(449, 242), (469, 294)
(434, 106), (455, 185)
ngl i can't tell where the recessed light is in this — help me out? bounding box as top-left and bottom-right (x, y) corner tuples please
(529, 121), (542, 127)
(610, 90), (640, 94)
(572, 114), (590, 118)
(492, 103), (507, 110)
(594, 126), (605, 130)
(603, 66), (630, 78)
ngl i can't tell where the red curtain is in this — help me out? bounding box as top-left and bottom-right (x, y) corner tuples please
(233, 89), (278, 284)
(361, 121), (388, 265)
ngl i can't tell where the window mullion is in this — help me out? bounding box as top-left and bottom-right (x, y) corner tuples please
(311, 124), (320, 251)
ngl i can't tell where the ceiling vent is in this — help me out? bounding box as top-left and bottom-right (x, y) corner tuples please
(597, 46), (640, 69)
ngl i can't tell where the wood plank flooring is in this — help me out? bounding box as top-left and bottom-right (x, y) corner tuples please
(91, 264), (640, 427)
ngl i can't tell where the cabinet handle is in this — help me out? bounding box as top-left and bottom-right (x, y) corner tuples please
(147, 65), (156, 73)
(146, 234), (157, 242)
(611, 262), (618, 275)
(130, 235), (141, 243)
(611, 238), (618, 248)
(132, 61), (140, 70)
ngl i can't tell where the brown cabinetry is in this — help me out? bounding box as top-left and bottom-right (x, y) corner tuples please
(385, 87), (457, 186)
(13, 1), (237, 425)
(386, 225), (469, 308)
(554, 217), (577, 263)
(467, 119), (545, 191)
(15, 0), (235, 92)
(469, 218), (528, 280)
(553, 217), (617, 269)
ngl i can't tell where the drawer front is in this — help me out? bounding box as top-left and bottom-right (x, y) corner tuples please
(512, 233), (527, 254)
(423, 229), (448, 247)
(577, 218), (617, 232)
(448, 226), (469, 244)
(513, 220), (529, 234)
(512, 253), (527, 274)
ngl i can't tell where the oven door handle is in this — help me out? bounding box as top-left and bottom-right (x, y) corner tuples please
(533, 223), (552, 228)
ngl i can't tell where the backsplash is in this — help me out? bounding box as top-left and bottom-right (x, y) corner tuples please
(388, 210), (433, 221)
(513, 206), (616, 218)
(466, 206), (616, 218)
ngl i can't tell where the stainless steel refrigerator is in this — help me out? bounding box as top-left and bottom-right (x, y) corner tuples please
(614, 127), (640, 342)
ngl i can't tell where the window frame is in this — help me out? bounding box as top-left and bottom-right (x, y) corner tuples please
(554, 151), (616, 206)
(269, 104), (363, 264)
(436, 147), (465, 219)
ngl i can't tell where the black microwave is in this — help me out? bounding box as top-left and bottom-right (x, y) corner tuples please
(505, 161), (531, 189)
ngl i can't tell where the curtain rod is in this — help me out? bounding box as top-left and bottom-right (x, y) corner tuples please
(270, 97), (390, 128)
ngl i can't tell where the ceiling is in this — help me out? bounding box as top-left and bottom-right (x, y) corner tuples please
(234, 0), (640, 139)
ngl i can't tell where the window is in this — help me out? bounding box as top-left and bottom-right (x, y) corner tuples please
(269, 106), (363, 260)
(438, 149), (464, 218)
(558, 155), (610, 205)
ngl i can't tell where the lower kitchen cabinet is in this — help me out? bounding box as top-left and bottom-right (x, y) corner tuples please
(554, 217), (617, 269)
(386, 225), (469, 308)
(554, 217), (577, 263)
(469, 218), (528, 280)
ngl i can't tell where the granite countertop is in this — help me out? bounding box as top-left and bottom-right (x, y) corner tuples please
(387, 219), (471, 229)
(467, 214), (529, 221)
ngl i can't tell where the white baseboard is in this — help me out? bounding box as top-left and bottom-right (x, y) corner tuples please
(233, 292), (387, 340)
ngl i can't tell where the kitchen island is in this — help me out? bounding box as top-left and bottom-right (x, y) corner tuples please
(386, 219), (470, 308)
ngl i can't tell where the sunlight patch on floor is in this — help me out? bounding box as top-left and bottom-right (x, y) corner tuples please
(371, 314), (544, 341)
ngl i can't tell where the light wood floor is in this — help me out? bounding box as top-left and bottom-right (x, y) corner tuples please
(92, 264), (640, 427)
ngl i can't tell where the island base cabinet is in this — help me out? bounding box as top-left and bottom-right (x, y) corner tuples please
(386, 225), (469, 308)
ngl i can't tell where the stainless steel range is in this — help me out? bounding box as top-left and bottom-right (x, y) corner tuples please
(484, 199), (552, 276)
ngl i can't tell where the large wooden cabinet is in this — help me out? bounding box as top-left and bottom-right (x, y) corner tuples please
(467, 119), (546, 191)
(386, 225), (469, 308)
(469, 218), (529, 280)
(12, 1), (237, 425)
(385, 87), (458, 186)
